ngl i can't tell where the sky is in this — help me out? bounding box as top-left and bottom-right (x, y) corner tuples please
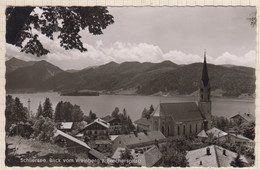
(6, 6), (256, 70)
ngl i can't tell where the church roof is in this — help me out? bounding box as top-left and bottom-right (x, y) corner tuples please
(158, 102), (204, 122)
(202, 51), (209, 87)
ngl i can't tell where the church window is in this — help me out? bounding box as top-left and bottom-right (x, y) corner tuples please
(200, 88), (203, 92)
(190, 124), (192, 133)
(196, 124), (197, 133)
(201, 94), (203, 99)
(208, 94), (210, 100)
(183, 125), (186, 135)
(161, 126), (165, 135)
(168, 126), (170, 136)
(178, 126), (180, 136)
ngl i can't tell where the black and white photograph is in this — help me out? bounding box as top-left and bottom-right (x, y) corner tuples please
(5, 6), (256, 167)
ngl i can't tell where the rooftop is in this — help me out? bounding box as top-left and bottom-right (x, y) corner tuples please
(115, 131), (165, 147)
(152, 102), (204, 122)
(186, 145), (248, 167)
(206, 127), (228, 138)
(58, 122), (73, 130)
(134, 118), (152, 126)
(197, 130), (208, 138)
(230, 113), (255, 122)
(54, 130), (91, 150)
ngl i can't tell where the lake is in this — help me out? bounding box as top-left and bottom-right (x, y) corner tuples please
(8, 92), (255, 121)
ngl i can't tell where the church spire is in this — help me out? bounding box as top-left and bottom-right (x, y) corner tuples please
(202, 50), (209, 87)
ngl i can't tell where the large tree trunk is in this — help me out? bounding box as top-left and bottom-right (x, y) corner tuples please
(6, 7), (35, 45)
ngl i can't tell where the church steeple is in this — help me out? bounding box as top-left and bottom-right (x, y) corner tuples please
(198, 50), (212, 130)
(202, 50), (209, 87)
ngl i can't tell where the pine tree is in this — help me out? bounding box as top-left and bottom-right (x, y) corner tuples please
(42, 98), (53, 119)
(14, 97), (27, 122)
(112, 107), (119, 118)
(36, 102), (43, 118)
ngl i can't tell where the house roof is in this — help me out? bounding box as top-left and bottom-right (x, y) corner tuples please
(230, 113), (255, 122)
(186, 145), (248, 167)
(89, 149), (107, 160)
(83, 118), (110, 129)
(115, 131), (165, 147)
(54, 130), (91, 150)
(153, 102), (203, 122)
(206, 127), (228, 138)
(197, 130), (208, 138)
(58, 122), (73, 130)
(95, 140), (112, 145)
(230, 134), (254, 142)
(112, 145), (162, 167)
(134, 118), (152, 126)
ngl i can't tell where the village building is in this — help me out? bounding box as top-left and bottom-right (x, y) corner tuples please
(134, 118), (152, 131)
(202, 127), (228, 143)
(102, 115), (123, 134)
(186, 145), (249, 167)
(228, 133), (254, 148)
(112, 145), (162, 167)
(54, 129), (91, 153)
(150, 52), (212, 137)
(112, 131), (165, 152)
(79, 118), (110, 141)
(230, 113), (255, 124)
(57, 122), (74, 133)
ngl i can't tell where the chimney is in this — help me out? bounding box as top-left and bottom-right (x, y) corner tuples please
(134, 130), (138, 137)
(206, 147), (211, 155)
(200, 161), (202, 165)
(223, 149), (226, 156)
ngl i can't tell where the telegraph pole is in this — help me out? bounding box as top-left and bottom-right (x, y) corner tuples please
(28, 98), (31, 118)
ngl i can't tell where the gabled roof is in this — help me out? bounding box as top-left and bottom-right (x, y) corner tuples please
(230, 113), (255, 122)
(230, 134), (254, 142)
(186, 145), (248, 167)
(112, 145), (162, 167)
(89, 149), (107, 160)
(206, 127), (228, 138)
(115, 131), (165, 147)
(54, 130), (91, 149)
(134, 118), (152, 126)
(197, 130), (208, 138)
(83, 118), (110, 129)
(58, 122), (73, 130)
(154, 102), (203, 122)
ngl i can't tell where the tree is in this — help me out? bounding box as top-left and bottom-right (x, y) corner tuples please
(112, 107), (119, 118)
(89, 110), (96, 122)
(230, 154), (246, 167)
(141, 108), (148, 118)
(118, 148), (137, 167)
(32, 116), (56, 142)
(6, 7), (114, 56)
(71, 105), (84, 122)
(42, 98), (53, 119)
(241, 122), (255, 140)
(36, 102), (43, 118)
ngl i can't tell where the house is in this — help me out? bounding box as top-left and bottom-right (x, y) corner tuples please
(197, 129), (208, 140)
(57, 122), (74, 133)
(54, 130), (91, 153)
(112, 131), (165, 151)
(186, 145), (249, 167)
(79, 118), (110, 140)
(89, 139), (112, 153)
(230, 113), (255, 124)
(206, 127), (228, 143)
(151, 52), (212, 137)
(134, 118), (152, 131)
(228, 133), (254, 148)
(112, 145), (162, 167)
(102, 115), (123, 134)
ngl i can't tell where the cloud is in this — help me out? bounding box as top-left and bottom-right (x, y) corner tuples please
(6, 38), (256, 70)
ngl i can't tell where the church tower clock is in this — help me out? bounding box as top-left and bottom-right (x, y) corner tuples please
(198, 50), (212, 130)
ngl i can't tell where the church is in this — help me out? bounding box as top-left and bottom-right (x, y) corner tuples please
(150, 51), (212, 137)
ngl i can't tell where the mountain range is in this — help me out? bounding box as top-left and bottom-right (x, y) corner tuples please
(6, 57), (256, 97)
